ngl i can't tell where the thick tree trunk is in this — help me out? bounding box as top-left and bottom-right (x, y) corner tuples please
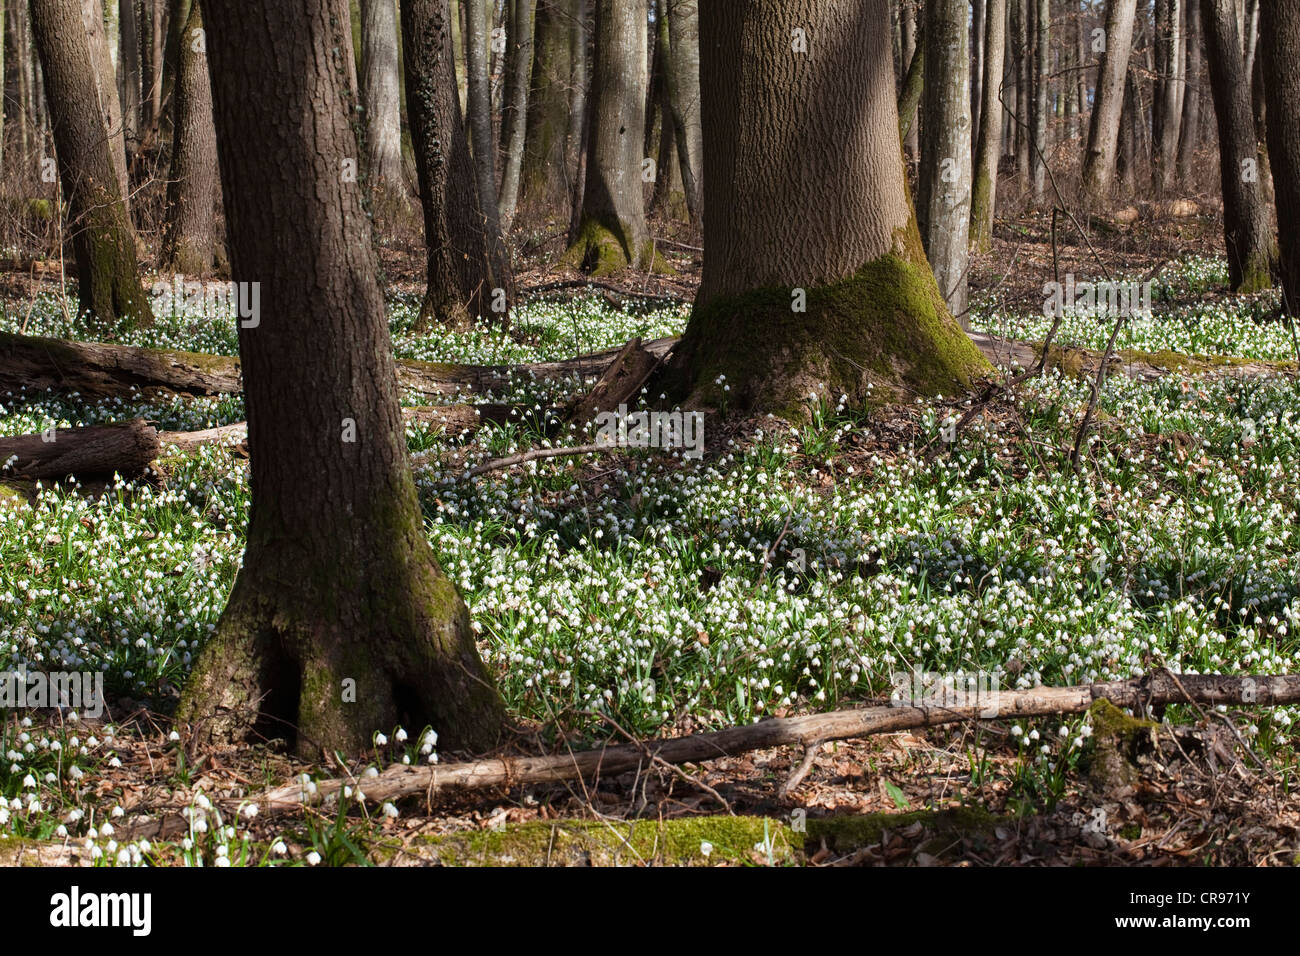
(181, 0), (506, 757)
(497, 0), (534, 229)
(665, 0), (701, 224)
(1081, 0), (1138, 202)
(1202, 0), (1275, 292)
(361, 0), (411, 214)
(1259, 0), (1300, 315)
(31, 0), (151, 332)
(664, 0), (987, 415)
(159, 0), (221, 275)
(918, 0), (972, 320)
(518, 0), (572, 220)
(80, 0), (130, 207)
(402, 0), (514, 328)
(562, 0), (653, 274)
(971, 0), (1006, 252)
(464, 0), (504, 245)
(1176, 0), (1201, 183)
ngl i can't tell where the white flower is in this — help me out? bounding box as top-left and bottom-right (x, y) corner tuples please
(700, 841), (713, 858)
(374, 733), (388, 746)
(242, 803), (258, 819)
(382, 802), (399, 819)
(272, 841), (288, 856)
(306, 851), (322, 866)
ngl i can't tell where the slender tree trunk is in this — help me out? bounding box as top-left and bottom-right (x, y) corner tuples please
(1031, 0), (1048, 203)
(565, 0), (590, 237)
(562, 0), (652, 274)
(403, 0), (514, 328)
(1013, 0), (1029, 175)
(972, 0), (985, 150)
(464, 0), (503, 242)
(0, 0), (6, 166)
(497, 0), (533, 229)
(81, 0), (130, 206)
(665, 0), (701, 224)
(1259, 0), (1300, 314)
(180, 0), (506, 758)
(896, 25), (924, 142)
(899, 0), (919, 161)
(159, 0), (219, 274)
(518, 0), (572, 220)
(1082, 0), (1138, 202)
(1202, 0), (1275, 291)
(361, 0), (411, 214)
(647, 0), (683, 220)
(918, 0), (972, 320)
(665, 0), (987, 414)
(119, 0), (141, 155)
(971, 0), (1006, 252)
(1154, 0), (1184, 191)
(1176, 0), (1201, 182)
(30, 0), (151, 331)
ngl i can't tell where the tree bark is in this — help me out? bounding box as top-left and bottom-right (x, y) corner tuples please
(1202, 0), (1276, 292)
(665, 0), (701, 224)
(971, 0), (1006, 252)
(361, 0), (411, 214)
(899, 0), (919, 161)
(918, 0), (973, 320)
(646, 0), (684, 220)
(1259, 0), (1300, 315)
(402, 0), (515, 328)
(464, 0), (504, 247)
(562, 0), (652, 274)
(1081, 0), (1138, 203)
(179, 0), (507, 757)
(664, 0), (987, 414)
(118, 0), (140, 153)
(159, 0), (221, 275)
(497, 0), (534, 229)
(518, 0), (573, 220)
(1030, 0), (1048, 204)
(1176, 0), (1201, 184)
(30, 0), (151, 332)
(80, 0), (130, 207)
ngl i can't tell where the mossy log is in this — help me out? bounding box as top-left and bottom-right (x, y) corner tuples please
(0, 331), (677, 401)
(244, 672), (1300, 814)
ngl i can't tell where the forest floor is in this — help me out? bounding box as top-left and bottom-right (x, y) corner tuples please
(1, 208), (1299, 866)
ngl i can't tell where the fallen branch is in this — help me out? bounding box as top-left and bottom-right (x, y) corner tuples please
(240, 672), (1300, 814)
(465, 442), (608, 477)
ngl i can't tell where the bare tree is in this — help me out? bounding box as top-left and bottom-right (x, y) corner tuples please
(1081, 0), (1138, 202)
(971, 0), (1006, 252)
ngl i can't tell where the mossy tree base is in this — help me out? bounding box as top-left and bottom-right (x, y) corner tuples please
(177, 537), (506, 759)
(561, 217), (675, 277)
(665, 250), (989, 417)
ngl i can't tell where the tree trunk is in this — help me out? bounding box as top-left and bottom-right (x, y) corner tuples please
(1176, 0), (1201, 183)
(971, 0), (985, 149)
(180, 0), (507, 758)
(896, 26), (924, 142)
(1153, 0), (1184, 191)
(1202, 0), (1276, 292)
(918, 0), (972, 320)
(30, 0), (151, 332)
(663, 0), (987, 414)
(361, 0), (411, 215)
(899, 0), (919, 161)
(0, 418), (159, 480)
(497, 0), (534, 229)
(971, 0), (1006, 252)
(1082, 0), (1138, 202)
(565, 0), (590, 237)
(665, 0), (701, 224)
(402, 0), (514, 328)
(118, 0), (140, 153)
(646, 0), (684, 220)
(518, 0), (573, 221)
(80, 0), (130, 206)
(464, 0), (504, 245)
(1012, 0), (1028, 175)
(160, 0), (220, 275)
(562, 0), (652, 274)
(1259, 0), (1300, 314)
(1031, 0), (1048, 204)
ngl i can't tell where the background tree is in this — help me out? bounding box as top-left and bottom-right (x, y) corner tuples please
(519, 0), (574, 221)
(563, 0), (652, 274)
(497, 0), (534, 229)
(361, 0), (411, 215)
(665, 0), (701, 224)
(464, 0), (503, 244)
(970, 0), (1006, 252)
(80, 0), (129, 208)
(1259, 0), (1300, 314)
(160, 0), (221, 274)
(30, 0), (151, 331)
(1202, 0), (1275, 292)
(665, 0), (986, 414)
(403, 0), (513, 328)
(179, 0), (505, 756)
(1081, 0), (1137, 202)
(918, 0), (972, 320)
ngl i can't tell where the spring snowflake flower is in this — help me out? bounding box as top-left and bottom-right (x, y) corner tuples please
(700, 841), (713, 858)
(306, 851), (322, 866)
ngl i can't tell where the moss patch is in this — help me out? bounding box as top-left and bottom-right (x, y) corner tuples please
(1082, 698), (1158, 791)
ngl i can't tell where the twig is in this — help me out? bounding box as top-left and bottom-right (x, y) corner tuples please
(466, 442), (609, 477)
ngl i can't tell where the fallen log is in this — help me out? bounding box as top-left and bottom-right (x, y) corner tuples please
(240, 672), (1300, 814)
(0, 419), (160, 480)
(566, 337), (662, 426)
(0, 330), (677, 400)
